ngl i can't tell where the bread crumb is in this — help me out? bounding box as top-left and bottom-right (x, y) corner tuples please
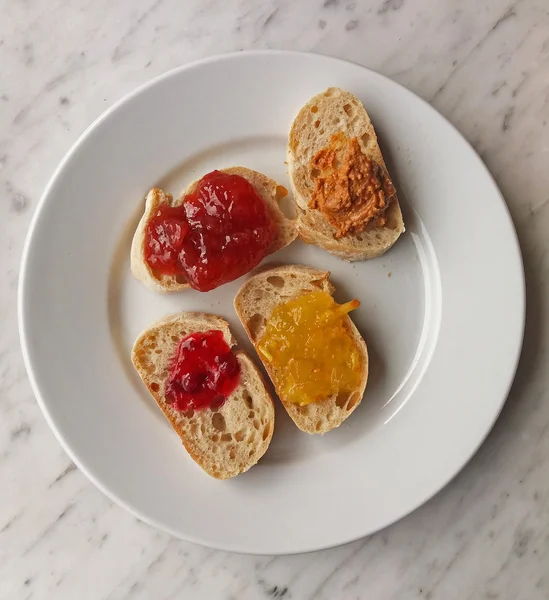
(387, 272), (391, 278)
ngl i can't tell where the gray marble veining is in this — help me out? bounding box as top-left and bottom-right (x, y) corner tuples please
(1, 0), (548, 598)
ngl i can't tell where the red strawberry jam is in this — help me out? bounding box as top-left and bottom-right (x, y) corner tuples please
(144, 170), (277, 291)
(165, 330), (240, 411)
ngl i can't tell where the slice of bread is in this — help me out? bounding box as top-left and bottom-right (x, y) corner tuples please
(130, 167), (297, 293)
(131, 312), (275, 479)
(287, 87), (405, 261)
(234, 265), (369, 434)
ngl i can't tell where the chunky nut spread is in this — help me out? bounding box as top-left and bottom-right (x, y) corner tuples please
(309, 133), (395, 238)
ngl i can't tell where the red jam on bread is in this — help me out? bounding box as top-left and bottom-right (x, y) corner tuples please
(144, 170), (276, 292)
(165, 330), (240, 411)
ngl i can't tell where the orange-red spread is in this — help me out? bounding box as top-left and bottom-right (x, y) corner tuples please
(309, 133), (395, 238)
(257, 291), (362, 406)
(144, 170), (276, 292)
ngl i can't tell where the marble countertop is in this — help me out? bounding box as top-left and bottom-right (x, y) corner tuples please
(1, 0), (548, 598)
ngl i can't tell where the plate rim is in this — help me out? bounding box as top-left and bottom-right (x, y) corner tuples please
(18, 49), (525, 554)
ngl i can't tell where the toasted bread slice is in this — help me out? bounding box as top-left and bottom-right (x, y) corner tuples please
(131, 312), (275, 479)
(234, 265), (368, 434)
(130, 167), (297, 293)
(287, 87), (404, 260)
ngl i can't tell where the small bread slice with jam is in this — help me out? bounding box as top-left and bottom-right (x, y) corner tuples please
(287, 87), (404, 260)
(234, 265), (368, 434)
(131, 167), (296, 293)
(131, 312), (275, 479)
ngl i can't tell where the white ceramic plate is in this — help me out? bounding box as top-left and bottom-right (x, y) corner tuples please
(19, 51), (524, 554)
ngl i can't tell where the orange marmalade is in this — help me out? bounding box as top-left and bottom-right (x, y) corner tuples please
(257, 291), (362, 406)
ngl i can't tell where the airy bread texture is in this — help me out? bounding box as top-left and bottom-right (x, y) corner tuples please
(234, 265), (369, 434)
(287, 87), (404, 260)
(130, 167), (297, 293)
(131, 312), (275, 479)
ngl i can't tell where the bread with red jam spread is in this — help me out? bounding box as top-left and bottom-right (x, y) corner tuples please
(130, 167), (297, 293)
(131, 312), (275, 479)
(234, 265), (369, 434)
(287, 88), (404, 260)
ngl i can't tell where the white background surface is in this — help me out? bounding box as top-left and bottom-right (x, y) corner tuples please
(1, 0), (548, 598)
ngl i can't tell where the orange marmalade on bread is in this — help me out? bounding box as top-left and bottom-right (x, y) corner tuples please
(257, 291), (362, 406)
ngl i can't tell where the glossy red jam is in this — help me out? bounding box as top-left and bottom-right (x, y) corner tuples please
(144, 206), (190, 276)
(165, 330), (240, 411)
(144, 170), (277, 291)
